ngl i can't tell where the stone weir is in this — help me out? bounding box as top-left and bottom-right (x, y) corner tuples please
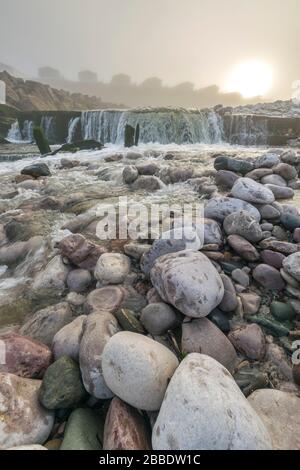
(5, 110), (81, 144)
(223, 112), (300, 146)
(3, 106), (300, 146)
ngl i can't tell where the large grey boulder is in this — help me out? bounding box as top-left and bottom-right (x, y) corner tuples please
(150, 250), (224, 318)
(204, 197), (260, 222)
(152, 354), (272, 450)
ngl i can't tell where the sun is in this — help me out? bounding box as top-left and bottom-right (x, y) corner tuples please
(225, 60), (273, 98)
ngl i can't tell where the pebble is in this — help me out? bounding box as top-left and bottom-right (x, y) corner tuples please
(59, 234), (106, 270)
(79, 312), (121, 399)
(264, 184), (294, 200)
(228, 324), (266, 360)
(248, 389), (300, 450)
(94, 253), (131, 285)
(140, 302), (181, 335)
(39, 356), (87, 410)
(181, 318), (237, 372)
(52, 315), (86, 361)
(0, 373), (54, 449)
(282, 251), (300, 281)
(223, 210), (263, 242)
(84, 286), (125, 314)
(231, 178), (275, 204)
(103, 397), (151, 450)
(60, 408), (104, 450)
(20, 302), (75, 347)
(102, 332), (179, 411)
(204, 197), (261, 222)
(227, 235), (259, 261)
(67, 269), (92, 293)
(261, 249), (285, 269)
(239, 292), (261, 315)
(231, 268), (250, 287)
(150, 250), (224, 318)
(219, 274), (238, 311)
(0, 332), (52, 379)
(252, 264), (285, 290)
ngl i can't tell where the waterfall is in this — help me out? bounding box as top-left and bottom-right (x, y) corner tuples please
(80, 108), (224, 145)
(6, 120), (33, 143)
(227, 114), (268, 145)
(67, 116), (81, 143)
(41, 116), (55, 143)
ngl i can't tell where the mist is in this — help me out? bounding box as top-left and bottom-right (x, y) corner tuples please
(0, 0), (300, 101)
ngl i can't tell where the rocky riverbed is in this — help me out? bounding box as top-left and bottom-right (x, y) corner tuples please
(0, 142), (300, 450)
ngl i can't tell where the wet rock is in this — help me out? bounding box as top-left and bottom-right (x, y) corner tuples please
(234, 366), (269, 397)
(204, 197), (260, 222)
(140, 303), (181, 335)
(270, 301), (296, 322)
(245, 168), (273, 180)
(273, 162), (297, 181)
(231, 178), (275, 204)
(264, 184), (294, 200)
(39, 356), (86, 410)
(203, 218), (223, 245)
(141, 227), (202, 276)
(219, 274), (238, 312)
(150, 250), (224, 318)
(282, 252), (300, 281)
(59, 234), (106, 271)
(261, 174), (287, 187)
(254, 152), (280, 168)
(126, 151), (142, 160)
(248, 389), (300, 450)
(0, 236), (43, 266)
(231, 268), (249, 287)
(214, 156), (253, 175)
(223, 210), (263, 242)
(181, 318), (237, 372)
(0, 332), (52, 379)
(136, 162), (159, 176)
(0, 373), (54, 449)
(280, 213), (300, 231)
(123, 165), (138, 184)
(20, 302), (75, 347)
(253, 264), (285, 290)
(94, 253), (131, 285)
(159, 167), (194, 184)
(131, 175), (163, 191)
(21, 163), (51, 178)
(114, 308), (145, 334)
(207, 308), (230, 333)
(102, 332), (179, 411)
(228, 324), (266, 360)
(79, 312), (120, 399)
(252, 315), (289, 337)
(152, 354), (272, 450)
(84, 286), (125, 314)
(259, 204), (281, 220)
(124, 242), (151, 260)
(52, 315), (86, 361)
(261, 249), (285, 268)
(32, 255), (70, 293)
(67, 269), (92, 293)
(259, 238), (300, 255)
(103, 397), (151, 450)
(227, 235), (259, 261)
(60, 408), (104, 450)
(215, 170), (239, 189)
(281, 149), (300, 165)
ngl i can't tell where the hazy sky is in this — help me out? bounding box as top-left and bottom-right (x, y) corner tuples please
(0, 0), (299, 99)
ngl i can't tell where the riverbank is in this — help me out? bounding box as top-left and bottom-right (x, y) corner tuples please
(0, 142), (299, 450)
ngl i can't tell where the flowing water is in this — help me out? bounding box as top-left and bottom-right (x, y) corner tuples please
(6, 108), (274, 146)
